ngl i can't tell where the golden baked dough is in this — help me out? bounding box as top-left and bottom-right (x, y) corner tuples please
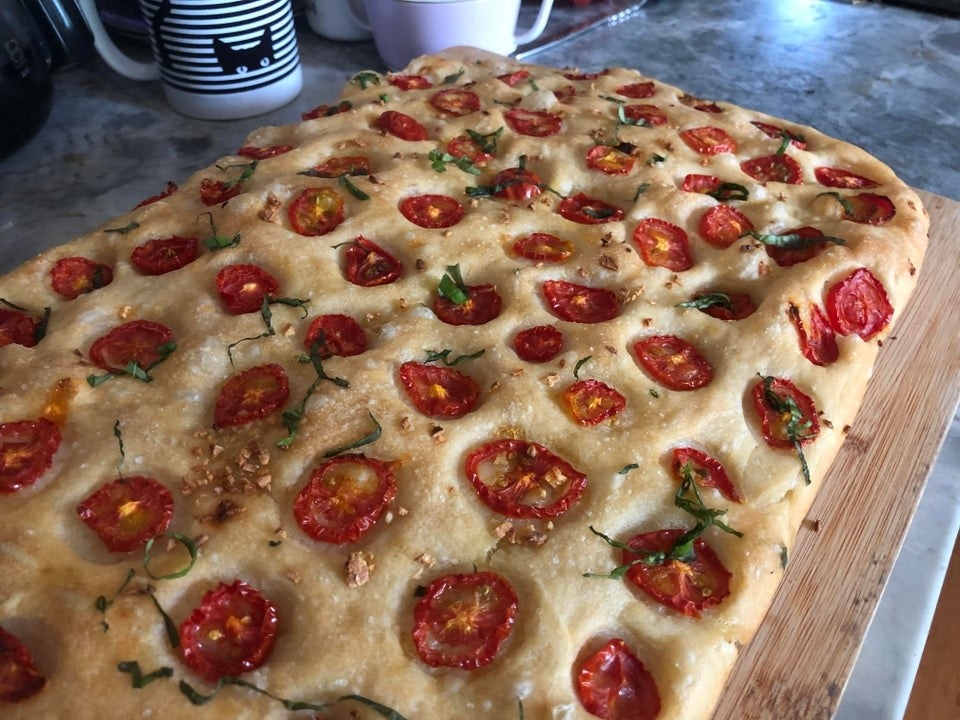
(0, 49), (928, 720)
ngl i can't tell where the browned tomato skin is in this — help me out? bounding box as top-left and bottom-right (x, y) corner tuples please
(0, 417), (62, 494)
(0, 627), (46, 703)
(633, 335), (713, 391)
(399, 362), (481, 419)
(0, 308), (41, 348)
(752, 376), (820, 449)
(564, 379), (627, 426)
(542, 279), (620, 324)
(76, 475), (175, 552)
(575, 637), (661, 720)
(343, 236), (403, 287)
(50, 256), (114, 299)
(216, 264), (280, 314)
(433, 285), (503, 326)
(633, 218), (693, 271)
(671, 446), (741, 503)
(399, 194), (464, 228)
(513, 325), (564, 363)
(88, 320), (174, 373)
(130, 236), (200, 276)
(288, 187), (346, 236)
(213, 363), (290, 429)
(303, 314), (367, 358)
(376, 110), (429, 141)
(825, 267), (893, 340)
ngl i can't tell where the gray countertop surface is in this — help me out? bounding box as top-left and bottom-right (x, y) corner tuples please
(1, 1), (958, 718)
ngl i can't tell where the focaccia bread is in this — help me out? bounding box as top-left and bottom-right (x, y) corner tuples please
(0, 49), (928, 720)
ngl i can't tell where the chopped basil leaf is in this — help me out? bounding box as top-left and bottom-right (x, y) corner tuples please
(617, 463), (639, 475)
(339, 173), (370, 200)
(646, 152), (667, 165)
(146, 589), (181, 649)
(649, 388), (660, 398)
(633, 182), (651, 201)
(424, 348), (485, 366)
(466, 127), (503, 155)
(87, 342), (176, 387)
(677, 292), (733, 312)
(442, 69), (465, 84)
(817, 190), (856, 215)
(323, 411), (382, 458)
(215, 160), (258, 189)
(573, 356), (592, 379)
(759, 374), (815, 484)
(278, 336), (350, 448)
(198, 212), (240, 250)
(617, 105), (650, 128)
(708, 183), (749, 202)
(104, 221), (140, 234)
(143, 532), (198, 581)
(351, 71), (381, 89)
(94, 567), (135, 632)
(340, 694), (410, 720)
(743, 229), (845, 250)
(779, 545), (789, 569)
(428, 149), (481, 175)
(113, 419), (126, 474)
(118, 660), (174, 689)
(437, 265), (469, 305)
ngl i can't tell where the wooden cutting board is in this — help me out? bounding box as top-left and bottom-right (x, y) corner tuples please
(715, 190), (960, 718)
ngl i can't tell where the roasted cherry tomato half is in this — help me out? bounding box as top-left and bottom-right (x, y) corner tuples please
(433, 284), (502, 326)
(622, 529), (732, 617)
(633, 218), (693, 271)
(343, 236), (403, 287)
(543, 279), (619, 324)
(0, 626), (46, 703)
(388, 74), (432, 90)
(752, 376), (820, 449)
(0, 308), (41, 348)
(130, 236), (199, 276)
(497, 69), (530, 87)
(557, 192), (624, 225)
(375, 110), (429, 141)
(310, 155), (371, 178)
(216, 263), (279, 314)
(633, 335), (713, 391)
(764, 226), (828, 267)
(825, 267), (893, 340)
(504, 107), (562, 137)
(134, 180), (178, 209)
(464, 438), (588, 519)
(412, 570), (518, 670)
(200, 178), (243, 206)
(0, 417), (62, 494)
(76, 475), (175, 552)
(563, 379), (626, 426)
(814, 166), (879, 189)
(622, 104), (667, 127)
(50, 256), (114, 300)
(399, 194), (464, 228)
(740, 153), (803, 184)
(615, 80), (655, 98)
(399, 361), (481, 419)
(680, 173), (722, 194)
(586, 144), (636, 174)
(303, 313), (367, 358)
(679, 126), (736, 155)
(788, 302), (839, 366)
(179, 580), (279, 682)
(750, 120), (807, 150)
(430, 87), (481, 117)
(213, 363), (290, 429)
(575, 637), (661, 720)
(236, 144), (292, 159)
(445, 134), (492, 166)
(698, 204), (754, 249)
(293, 454), (397, 545)
(686, 291), (757, 321)
(513, 324), (564, 363)
(491, 167), (542, 202)
(512, 232), (573, 262)
(671, 446), (741, 503)
(288, 187), (346, 236)
(88, 319), (174, 373)
(300, 100), (352, 120)
(840, 192), (896, 225)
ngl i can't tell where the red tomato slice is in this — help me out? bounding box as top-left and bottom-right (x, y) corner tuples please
(615, 80), (656, 98)
(491, 167), (542, 201)
(293, 454), (397, 545)
(750, 120), (808, 150)
(237, 144), (292, 159)
(622, 529), (732, 617)
(0, 308), (40, 348)
(389, 74), (433, 90)
(740, 153), (803, 184)
(542, 279), (619, 324)
(300, 100), (352, 120)
(680, 173), (722, 194)
(130, 236), (199, 276)
(375, 110), (429, 141)
(563, 379), (626, 426)
(557, 193), (624, 225)
(698, 204), (754, 249)
(504, 108), (562, 137)
(679, 126), (736, 155)
(133, 180), (178, 209)
(632, 218), (693, 271)
(622, 104), (667, 127)
(688, 291), (757, 321)
(445, 135), (492, 166)
(788, 302), (839, 366)
(216, 263), (279, 314)
(303, 314), (367, 358)
(213, 363), (290, 429)
(200, 178), (243, 206)
(76, 475), (174, 552)
(50, 256), (114, 299)
(814, 166), (879, 189)
(671, 446), (741, 503)
(575, 638), (661, 720)
(840, 192), (896, 225)
(399, 362), (481, 419)
(633, 335), (713, 391)
(497, 69), (530, 87)
(310, 155), (371, 178)
(0, 626), (46, 703)
(586, 144), (636, 174)
(752, 376), (820, 449)
(343, 236), (403, 287)
(179, 580), (279, 682)
(288, 187), (346, 236)
(513, 232), (574, 262)
(88, 320), (174, 373)
(764, 226), (828, 267)
(433, 284), (502, 326)
(825, 267), (893, 340)
(513, 324), (564, 363)
(399, 194), (464, 228)
(412, 571), (518, 670)
(464, 438), (587, 519)
(430, 88), (481, 117)
(0, 417), (62, 494)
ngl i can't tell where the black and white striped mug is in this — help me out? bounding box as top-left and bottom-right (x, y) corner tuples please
(77, 0), (302, 120)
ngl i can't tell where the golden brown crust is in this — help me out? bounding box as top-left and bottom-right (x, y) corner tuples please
(0, 50), (927, 720)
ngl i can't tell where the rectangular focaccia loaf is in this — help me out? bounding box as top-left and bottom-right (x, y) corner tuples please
(0, 49), (928, 720)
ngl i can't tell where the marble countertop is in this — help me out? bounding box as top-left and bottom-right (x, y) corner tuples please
(1, 0), (958, 717)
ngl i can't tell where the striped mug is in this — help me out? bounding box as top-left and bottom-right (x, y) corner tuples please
(77, 0), (302, 120)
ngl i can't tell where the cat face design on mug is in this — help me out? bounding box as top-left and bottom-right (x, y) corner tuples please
(212, 27), (274, 75)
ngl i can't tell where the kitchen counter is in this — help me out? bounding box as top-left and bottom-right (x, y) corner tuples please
(1, 0), (958, 717)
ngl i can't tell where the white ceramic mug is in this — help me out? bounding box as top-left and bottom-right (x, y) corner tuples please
(76, 0), (303, 120)
(304, 0), (372, 41)
(351, 0), (554, 71)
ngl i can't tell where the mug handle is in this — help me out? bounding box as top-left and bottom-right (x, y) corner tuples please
(76, 0), (160, 81)
(515, 0), (554, 46)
